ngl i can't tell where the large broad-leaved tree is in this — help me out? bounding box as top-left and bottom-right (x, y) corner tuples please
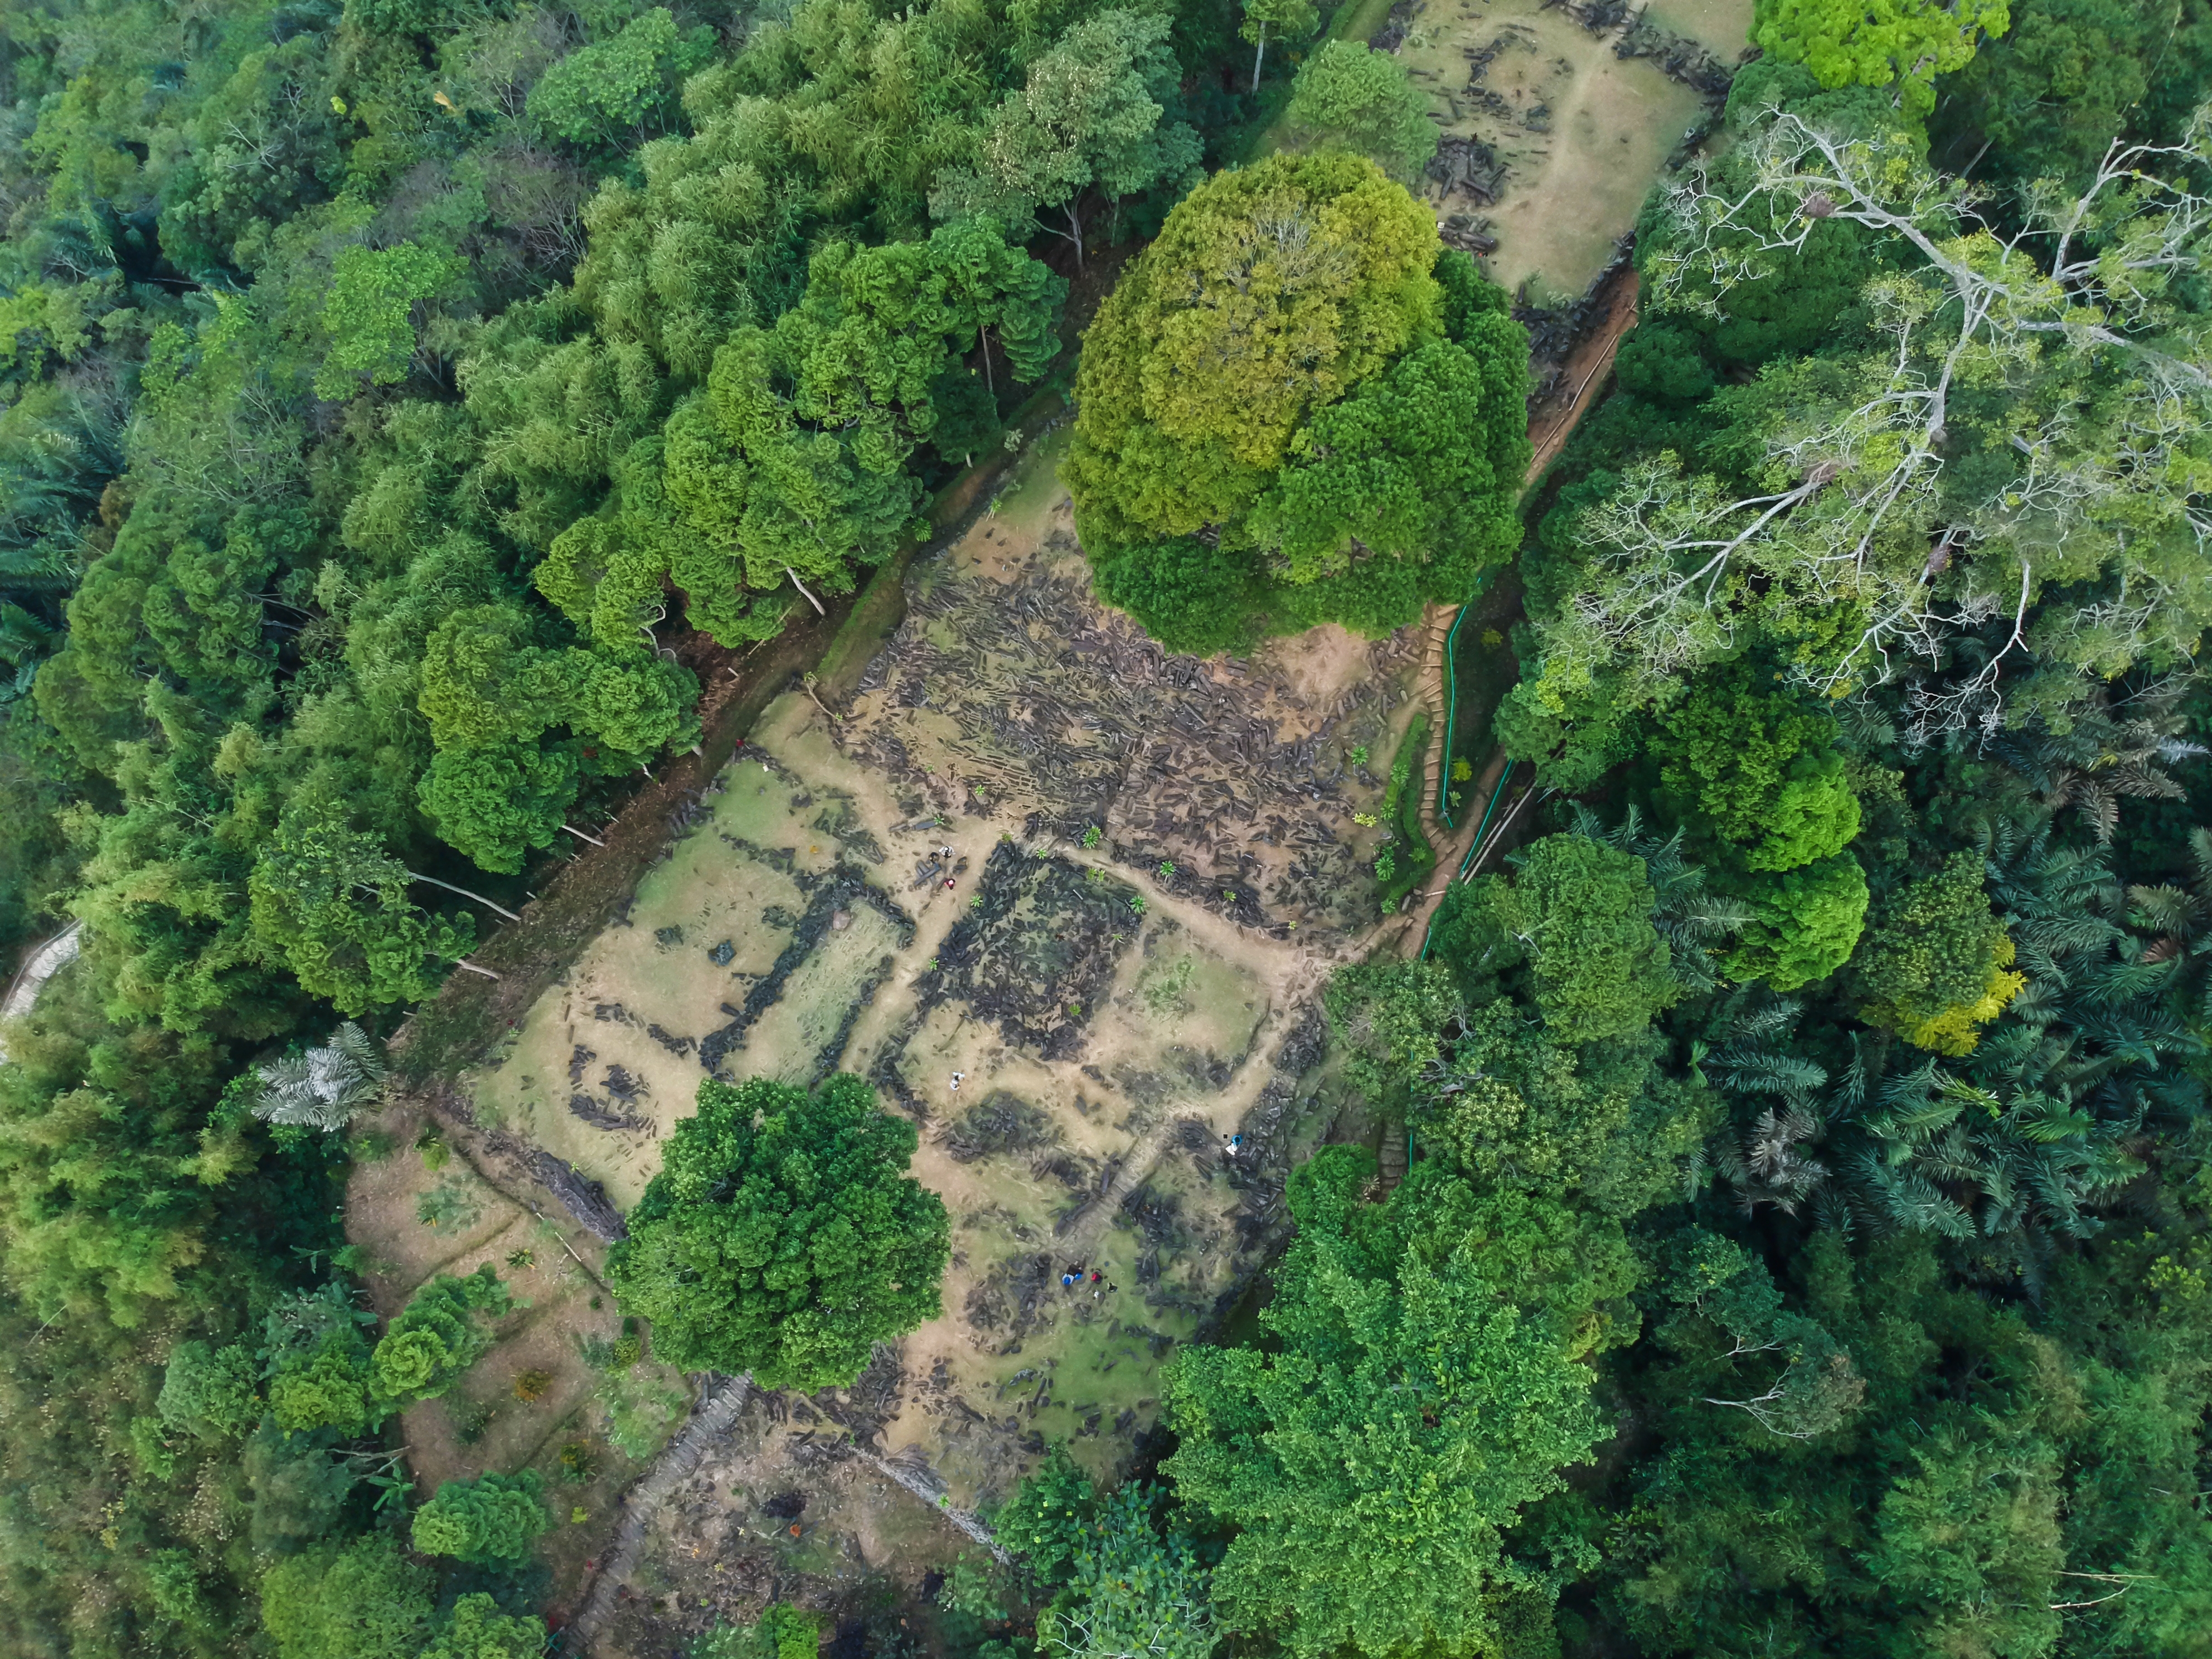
(605, 1074), (949, 1389)
(1163, 1154), (1637, 1659)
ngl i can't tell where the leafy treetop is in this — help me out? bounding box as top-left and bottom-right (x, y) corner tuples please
(605, 1073), (950, 1389)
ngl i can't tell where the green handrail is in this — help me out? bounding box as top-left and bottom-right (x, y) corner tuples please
(1418, 759), (1516, 961)
(1434, 569), (1501, 832)
(1437, 601), (1473, 831)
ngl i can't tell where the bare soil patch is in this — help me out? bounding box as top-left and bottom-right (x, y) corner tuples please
(341, 1098), (691, 1602)
(385, 445), (1396, 1564)
(1383, 0), (1753, 295)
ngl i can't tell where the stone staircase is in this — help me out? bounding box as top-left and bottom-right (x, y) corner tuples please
(1377, 1120), (1409, 1196)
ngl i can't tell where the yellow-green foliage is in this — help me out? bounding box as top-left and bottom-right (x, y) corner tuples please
(696, 1604), (822, 1659)
(1754, 0), (2009, 114)
(1850, 853), (2024, 1055)
(1064, 151), (1442, 549)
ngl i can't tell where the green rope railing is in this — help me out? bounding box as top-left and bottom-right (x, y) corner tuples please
(1418, 759), (1516, 961)
(1436, 598), (1476, 831)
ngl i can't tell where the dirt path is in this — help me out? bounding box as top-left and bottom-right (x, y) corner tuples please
(1408, 266), (1641, 919)
(1525, 266), (1641, 483)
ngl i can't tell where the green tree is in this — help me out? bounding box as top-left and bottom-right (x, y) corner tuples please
(411, 1471), (550, 1565)
(248, 804), (474, 1015)
(1242, 0), (1321, 89)
(1537, 101), (2212, 729)
(996, 1444), (1100, 1584)
(1652, 668), (1861, 875)
(1650, 1229), (1867, 1442)
(1286, 41), (1438, 179)
(1612, 322), (1715, 404)
(1322, 958), (1460, 1110)
(370, 1265), (512, 1409)
(259, 1534), (434, 1659)
(695, 1605), (822, 1659)
(1067, 152), (1444, 552)
(525, 9), (711, 149)
(1846, 851), (2022, 1054)
(929, 218), (1070, 399)
(1039, 1485), (1213, 1659)
(156, 1339), (261, 1442)
(418, 741), (580, 876)
(245, 1419), (362, 1552)
(1754, 0), (2011, 113)
(1431, 833), (1680, 1043)
(604, 1074), (950, 1389)
(317, 244), (450, 400)
(1245, 333), (1527, 633)
(930, 10), (1202, 266)
(262, 1280), (380, 1437)
(415, 604), (578, 752)
(1934, 0), (2212, 190)
(1414, 1000), (1711, 1215)
(1089, 536), (1268, 656)
(1165, 1153), (1637, 1659)
(1721, 852), (1871, 992)
(420, 1594), (549, 1659)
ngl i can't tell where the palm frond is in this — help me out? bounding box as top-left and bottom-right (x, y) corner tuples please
(253, 1022), (388, 1131)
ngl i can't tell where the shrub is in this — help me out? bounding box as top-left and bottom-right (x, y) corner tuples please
(410, 1471), (550, 1565)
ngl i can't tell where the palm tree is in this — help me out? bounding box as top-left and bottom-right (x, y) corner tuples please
(1987, 675), (2203, 843)
(253, 1022), (389, 1131)
(1701, 826), (2201, 1254)
(1569, 803), (1752, 993)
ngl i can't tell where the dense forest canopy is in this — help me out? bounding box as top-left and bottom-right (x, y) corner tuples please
(2, 0), (2212, 1656)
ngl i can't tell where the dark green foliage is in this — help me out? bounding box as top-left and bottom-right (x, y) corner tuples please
(157, 1340), (261, 1442)
(0, 4), (2209, 1658)
(1932, 0), (2212, 190)
(1633, 59), (1894, 368)
(241, 1420), (360, 1555)
(1432, 833), (1680, 1042)
(605, 1074), (950, 1389)
(1603, 1224), (2212, 1658)
(1611, 322), (1715, 405)
(1089, 539), (1268, 656)
(1433, 246), (1512, 339)
(997, 1444), (1100, 1584)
